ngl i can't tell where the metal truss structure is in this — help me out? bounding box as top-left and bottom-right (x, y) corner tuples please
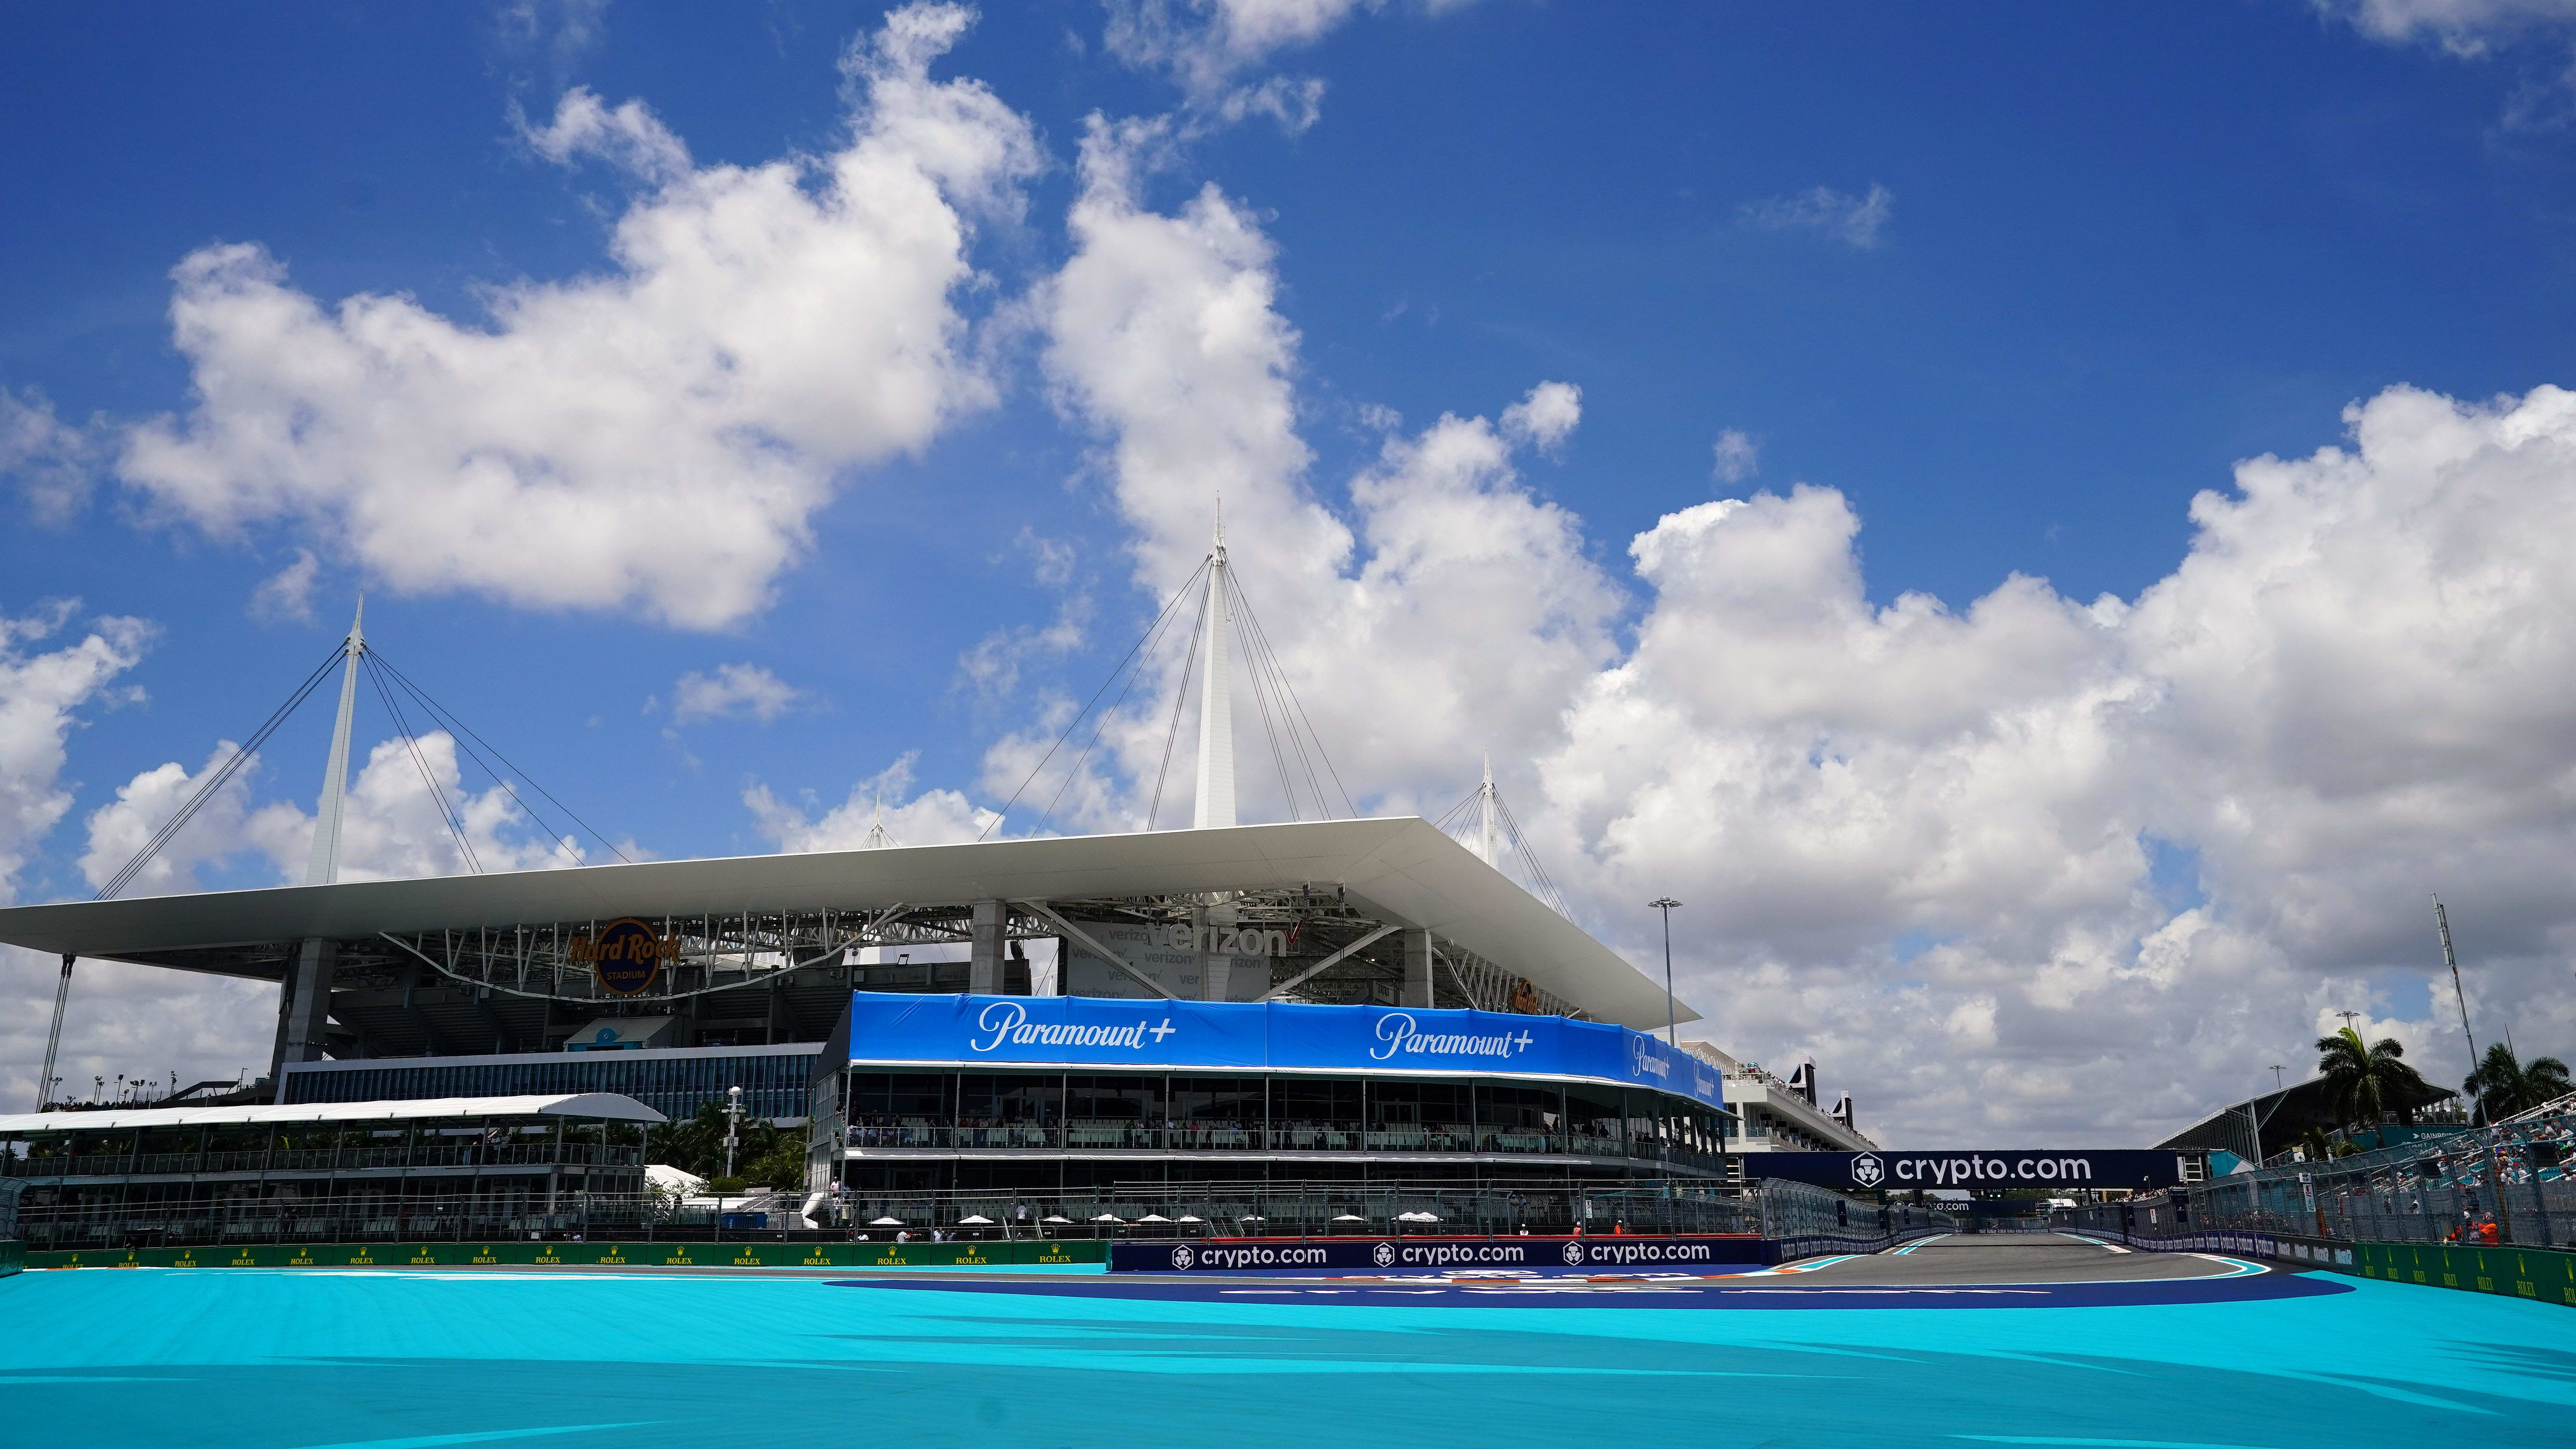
(361, 886), (1578, 1020)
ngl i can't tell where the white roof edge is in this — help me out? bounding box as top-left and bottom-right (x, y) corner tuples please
(0, 1091), (667, 1134)
(0, 817), (1698, 1031)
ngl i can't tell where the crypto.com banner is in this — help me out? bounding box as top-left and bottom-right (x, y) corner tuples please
(1109, 1235), (1766, 1274)
(1743, 1150), (2187, 1192)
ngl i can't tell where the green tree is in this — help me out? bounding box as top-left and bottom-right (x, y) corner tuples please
(2292, 1124), (2357, 1162)
(2463, 1041), (2574, 1124)
(2314, 1027), (2430, 1148)
(740, 1135), (811, 1191)
(650, 1102), (793, 1182)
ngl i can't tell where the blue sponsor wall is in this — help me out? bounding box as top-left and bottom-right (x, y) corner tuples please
(846, 993), (1728, 1112)
(1110, 1235), (1767, 1274)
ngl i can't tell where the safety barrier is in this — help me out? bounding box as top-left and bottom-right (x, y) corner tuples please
(25, 1238), (1106, 1272)
(2351, 1241), (2576, 1306)
(2067, 1224), (2576, 1309)
(0, 1239), (21, 1278)
(1768, 1225), (1950, 1263)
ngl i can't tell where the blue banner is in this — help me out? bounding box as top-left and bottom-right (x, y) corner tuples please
(1109, 1235), (1764, 1274)
(844, 993), (1728, 1111)
(1743, 1149), (2187, 1191)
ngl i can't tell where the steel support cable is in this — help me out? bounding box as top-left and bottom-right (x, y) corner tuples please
(1227, 575), (1313, 817)
(1040, 560), (1206, 835)
(982, 558), (1210, 842)
(364, 649), (634, 865)
(1236, 573), (1339, 818)
(1243, 579), (1329, 824)
(1427, 786), (1481, 835)
(373, 662), (582, 867)
(94, 644), (348, 901)
(363, 659), (482, 873)
(1225, 565), (1353, 817)
(1229, 572), (1306, 822)
(1492, 790), (1567, 914)
(1142, 574), (1213, 830)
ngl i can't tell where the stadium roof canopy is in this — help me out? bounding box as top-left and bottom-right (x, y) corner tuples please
(0, 817), (1694, 1030)
(0, 1093), (668, 1135)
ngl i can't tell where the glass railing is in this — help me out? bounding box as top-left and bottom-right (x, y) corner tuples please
(834, 1120), (1715, 1164)
(3, 1143), (641, 1176)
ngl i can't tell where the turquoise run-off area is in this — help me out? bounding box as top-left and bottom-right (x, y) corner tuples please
(1, 1269), (2571, 1447)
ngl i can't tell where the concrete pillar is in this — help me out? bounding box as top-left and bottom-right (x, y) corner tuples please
(276, 937), (337, 1081)
(969, 900), (1006, 994)
(1402, 929), (1434, 1009)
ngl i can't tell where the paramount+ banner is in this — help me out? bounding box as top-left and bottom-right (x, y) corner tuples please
(1745, 1150), (2187, 1192)
(843, 991), (1729, 1111)
(1109, 1236), (1766, 1275)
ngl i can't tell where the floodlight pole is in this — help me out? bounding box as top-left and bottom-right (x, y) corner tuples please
(724, 1084), (744, 1179)
(1649, 898), (1681, 1047)
(2434, 897), (2479, 1082)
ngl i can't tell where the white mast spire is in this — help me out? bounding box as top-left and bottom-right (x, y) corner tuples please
(304, 596), (365, 886)
(1193, 499), (1237, 830)
(1478, 752), (1498, 865)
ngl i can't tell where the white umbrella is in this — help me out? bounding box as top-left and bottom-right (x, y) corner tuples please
(956, 1214), (995, 1225)
(1176, 1215), (1205, 1224)
(869, 1216), (904, 1226)
(1397, 1211), (1443, 1223)
(1136, 1213), (1172, 1223)
(1331, 1213), (1366, 1222)
(1092, 1212), (1125, 1223)
(1236, 1213), (1267, 1221)
(1043, 1215), (1072, 1224)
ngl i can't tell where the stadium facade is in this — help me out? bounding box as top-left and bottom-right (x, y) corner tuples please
(0, 534), (1739, 1206)
(0, 817), (1734, 1198)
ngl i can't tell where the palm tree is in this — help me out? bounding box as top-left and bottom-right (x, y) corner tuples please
(2463, 1042), (2574, 1124)
(2315, 1027), (2431, 1149)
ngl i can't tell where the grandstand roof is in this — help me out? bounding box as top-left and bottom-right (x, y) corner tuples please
(0, 1093), (666, 1135)
(0, 817), (1693, 1030)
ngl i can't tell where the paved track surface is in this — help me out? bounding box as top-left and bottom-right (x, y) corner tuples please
(1786, 1230), (2250, 1285)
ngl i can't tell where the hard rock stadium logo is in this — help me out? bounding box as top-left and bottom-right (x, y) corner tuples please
(571, 918), (681, 997)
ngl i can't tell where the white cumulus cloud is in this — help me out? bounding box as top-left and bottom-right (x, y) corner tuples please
(2323, 0), (2576, 53)
(114, 3), (1041, 629)
(1013, 98), (2576, 1143)
(747, 753), (997, 850)
(1103, 0), (1480, 127)
(668, 663), (809, 725)
(1712, 428), (1758, 484)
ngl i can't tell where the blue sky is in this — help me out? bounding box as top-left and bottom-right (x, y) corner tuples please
(8, 1), (2576, 1137)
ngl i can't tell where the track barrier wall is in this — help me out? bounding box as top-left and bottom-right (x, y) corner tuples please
(1106, 1227), (1946, 1273)
(2067, 1224), (2576, 1308)
(0, 1239), (21, 1277)
(1109, 1234), (1765, 1274)
(25, 1238), (1106, 1272)
(2351, 1241), (2576, 1306)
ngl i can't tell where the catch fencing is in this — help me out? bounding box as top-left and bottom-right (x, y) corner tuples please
(2058, 1092), (2576, 1256)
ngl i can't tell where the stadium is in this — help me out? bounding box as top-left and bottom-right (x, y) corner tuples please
(0, 544), (1743, 1241)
